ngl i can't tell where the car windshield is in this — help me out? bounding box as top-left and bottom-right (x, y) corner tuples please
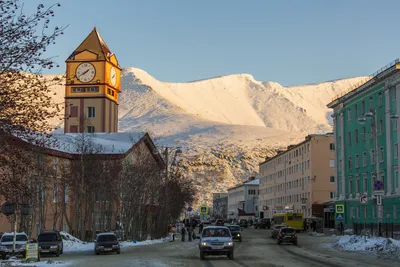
(202, 228), (231, 237)
(227, 226), (240, 231)
(1, 234), (28, 242)
(281, 228), (295, 233)
(275, 225), (285, 229)
(97, 234), (117, 242)
(38, 234), (57, 242)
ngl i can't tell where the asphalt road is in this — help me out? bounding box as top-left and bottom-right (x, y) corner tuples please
(41, 228), (398, 267)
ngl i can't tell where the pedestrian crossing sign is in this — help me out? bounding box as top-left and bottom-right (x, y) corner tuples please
(200, 206), (208, 215)
(336, 214), (344, 221)
(335, 204), (344, 214)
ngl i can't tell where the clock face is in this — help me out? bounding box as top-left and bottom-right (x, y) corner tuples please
(76, 63), (96, 83)
(110, 67), (117, 86)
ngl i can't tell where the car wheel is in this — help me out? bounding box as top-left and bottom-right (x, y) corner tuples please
(228, 251), (234, 260)
(277, 240), (281, 245)
(293, 240), (298, 246)
(239, 238), (242, 242)
(96, 252), (100, 255)
(56, 250), (60, 257)
(200, 251), (205, 260)
(116, 250), (121, 255)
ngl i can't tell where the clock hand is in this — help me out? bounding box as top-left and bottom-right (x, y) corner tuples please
(81, 69), (89, 76)
(112, 74), (115, 78)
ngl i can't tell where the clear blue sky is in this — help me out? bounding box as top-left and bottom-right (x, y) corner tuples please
(23, 0), (400, 85)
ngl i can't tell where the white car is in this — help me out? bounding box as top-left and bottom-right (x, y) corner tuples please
(0, 232), (29, 259)
(199, 226), (234, 260)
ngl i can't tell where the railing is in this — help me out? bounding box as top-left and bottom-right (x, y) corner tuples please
(331, 58), (400, 102)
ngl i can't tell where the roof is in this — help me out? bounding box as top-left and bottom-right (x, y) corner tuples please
(96, 232), (117, 236)
(203, 226), (229, 229)
(259, 133), (333, 166)
(327, 58), (400, 108)
(245, 179), (259, 185)
(66, 27), (120, 67)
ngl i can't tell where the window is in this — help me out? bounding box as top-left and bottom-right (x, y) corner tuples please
(64, 184), (69, 203)
(362, 152), (367, 167)
(354, 105), (358, 119)
(349, 179), (353, 195)
(248, 189), (256, 195)
(379, 147), (384, 163)
(329, 160), (334, 167)
(53, 183), (58, 203)
(369, 96), (373, 108)
(394, 120), (398, 132)
(392, 88), (397, 100)
(371, 150), (376, 164)
(329, 143), (335, 151)
(355, 154), (359, 168)
(356, 176), (360, 193)
(395, 143), (399, 159)
(348, 132), (352, 146)
(330, 176), (335, 183)
(70, 106), (78, 117)
(348, 109), (351, 121)
(87, 126), (95, 133)
(355, 129), (359, 143)
(87, 87), (99, 92)
(370, 124), (375, 139)
(348, 157), (352, 170)
(364, 206), (368, 219)
(71, 87), (85, 93)
(394, 205), (398, 219)
(69, 125), (78, 133)
(339, 159), (342, 171)
(88, 107), (95, 118)
(363, 175), (368, 193)
(378, 93), (383, 106)
(107, 88), (115, 96)
(379, 120), (383, 135)
(330, 192), (335, 199)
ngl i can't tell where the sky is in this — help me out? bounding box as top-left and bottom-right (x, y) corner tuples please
(21, 0), (400, 86)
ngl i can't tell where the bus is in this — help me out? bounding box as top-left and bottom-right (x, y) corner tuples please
(273, 212), (303, 231)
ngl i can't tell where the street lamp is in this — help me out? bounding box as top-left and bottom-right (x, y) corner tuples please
(358, 108), (398, 236)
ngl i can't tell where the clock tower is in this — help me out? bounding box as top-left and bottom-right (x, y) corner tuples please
(64, 27), (121, 133)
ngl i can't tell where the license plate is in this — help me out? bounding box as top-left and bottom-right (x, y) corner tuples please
(41, 250), (49, 252)
(104, 248), (112, 251)
(211, 246), (223, 250)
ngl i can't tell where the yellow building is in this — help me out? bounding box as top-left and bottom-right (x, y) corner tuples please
(64, 27), (121, 133)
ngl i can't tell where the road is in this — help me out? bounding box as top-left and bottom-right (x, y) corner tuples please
(43, 228), (398, 267)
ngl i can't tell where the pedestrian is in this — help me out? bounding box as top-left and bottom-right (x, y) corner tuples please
(198, 222), (203, 234)
(311, 220), (317, 232)
(168, 223), (176, 242)
(303, 219), (307, 232)
(181, 224), (186, 242)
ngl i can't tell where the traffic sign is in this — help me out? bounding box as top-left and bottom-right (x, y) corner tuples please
(374, 180), (384, 191)
(360, 194), (368, 204)
(335, 204), (344, 214)
(200, 206), (208, 214)
(272, 208), (277, 214)
(336, 214), (344, 221)
(329, 205), (334, 212)
(374, 190), (384, 196)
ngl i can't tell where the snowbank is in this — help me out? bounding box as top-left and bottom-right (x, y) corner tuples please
(0, 259), (68, 267)
(334, 235), (400, 261)
(59, 232), (168, 253)
(308, 231), (324, 237)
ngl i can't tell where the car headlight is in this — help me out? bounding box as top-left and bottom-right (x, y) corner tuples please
(226, 242), (233, 246)
(201, 242), (207, 246)
(50, 245), (58, 249)
(112, 245), (119, 248)
(97, 246), (104, 249)
(237, 233), (240, 236)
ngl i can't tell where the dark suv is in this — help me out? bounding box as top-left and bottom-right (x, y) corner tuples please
(94, 233), (120, 255)
(38, 231), (63, 257)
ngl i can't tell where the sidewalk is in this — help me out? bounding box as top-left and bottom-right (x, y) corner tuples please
(297, 232), (398, 267)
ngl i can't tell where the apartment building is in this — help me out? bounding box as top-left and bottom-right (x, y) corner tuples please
(227, 178), (259, 218)
(258, 134), (335, 219)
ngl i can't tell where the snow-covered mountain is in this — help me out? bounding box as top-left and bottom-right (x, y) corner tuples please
(49, 69), (367, 204)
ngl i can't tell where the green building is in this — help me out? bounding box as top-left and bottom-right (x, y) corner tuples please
(327, 59), (400, 227)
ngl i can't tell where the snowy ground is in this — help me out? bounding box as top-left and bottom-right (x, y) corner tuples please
(334, 235), (400, 261)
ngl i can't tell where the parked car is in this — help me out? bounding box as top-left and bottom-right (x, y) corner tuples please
(0, 232), (29, 259)
(270, 225), (287, 239)
(226, 224), (242, 242)
(276, 227), (297, 245)
(239, 219), (248, 228)
(199, 226), (234, 260)
(254, 218), (271, 229)
(94, 232), (120, 255)
(215, 219), (225, 226)
(38, 231), (63, 257)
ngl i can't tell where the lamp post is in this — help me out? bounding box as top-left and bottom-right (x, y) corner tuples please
(358, 109), (398, 236)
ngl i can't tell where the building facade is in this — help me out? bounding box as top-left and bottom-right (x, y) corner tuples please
(227, 178), (259, 218)
(212, 193), (228, 219)
(64, 28), (121, 133)
(327, 59), (400, 225)
(258, 134), (335, 219)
